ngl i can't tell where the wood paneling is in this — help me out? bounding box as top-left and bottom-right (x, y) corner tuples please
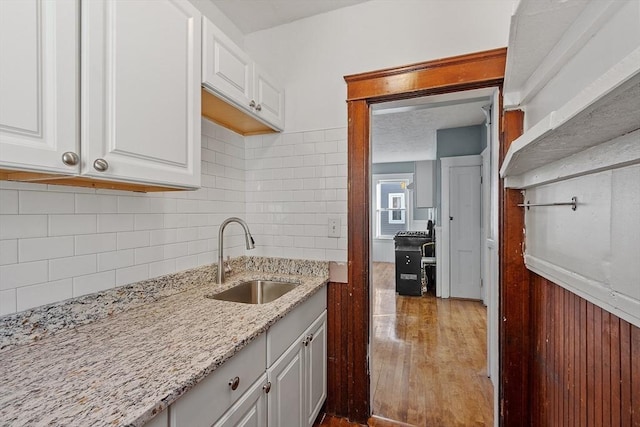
(529, 273), (640, 426)
(499, 110), (530, 425)
(342, 48), (507, 424)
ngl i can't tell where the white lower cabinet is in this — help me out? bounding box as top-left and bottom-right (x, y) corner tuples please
(165, 286), (327, 427)
(268, 311), (327, 427)
(214, 374), (268, 427)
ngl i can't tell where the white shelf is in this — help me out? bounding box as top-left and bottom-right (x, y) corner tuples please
(500, 47), (640, 180)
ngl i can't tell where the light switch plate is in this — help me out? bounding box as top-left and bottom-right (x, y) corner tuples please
(328, 217), (341, 238)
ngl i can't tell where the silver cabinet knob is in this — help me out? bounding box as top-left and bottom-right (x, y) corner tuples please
(229, 376), (240, 390)
(93, 158), (109, 172)
(61, 151), (79, 166)
(249, 100), (256, 109)
(263, 382), (271, 394)
(255, 104), (262, 112)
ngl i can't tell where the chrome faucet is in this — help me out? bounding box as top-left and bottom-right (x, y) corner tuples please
(217, 217), (255, 284)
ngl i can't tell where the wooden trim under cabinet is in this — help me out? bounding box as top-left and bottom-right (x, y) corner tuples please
(201, 88), (278, 136)
(0, 168), (185, 192)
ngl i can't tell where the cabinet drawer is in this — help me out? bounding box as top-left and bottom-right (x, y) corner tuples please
(267, 286), (326, 366)
(169, 333), (266, 427)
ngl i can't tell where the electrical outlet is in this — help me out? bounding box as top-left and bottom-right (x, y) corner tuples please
(328, 217), (341, 238)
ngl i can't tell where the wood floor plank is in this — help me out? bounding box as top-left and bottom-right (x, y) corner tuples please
(370, 262), (493, 426)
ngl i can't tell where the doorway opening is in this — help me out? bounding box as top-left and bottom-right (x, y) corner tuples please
(369, 90), (498, 425)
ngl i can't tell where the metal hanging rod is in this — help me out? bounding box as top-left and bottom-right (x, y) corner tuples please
(518, 196), (578, 211)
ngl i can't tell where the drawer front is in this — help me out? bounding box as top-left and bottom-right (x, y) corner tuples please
(170, 333), (266, 427)
(267, 286), (326, 367)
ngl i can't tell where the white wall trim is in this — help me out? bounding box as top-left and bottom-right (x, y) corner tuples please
(439, 155), (483, 299)
(504, 0), (624, 108)
(504, 129), (640, 189)
(526, 254), (640, 328)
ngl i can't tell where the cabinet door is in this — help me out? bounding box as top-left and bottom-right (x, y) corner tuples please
(267, 336), (305, 427)
(202, 18), (254, 112)
(306, 311), (327, 427)
(253, 65), (284, 131)
(214, 374), (268, 427)
(81, 0), (201, 189)
(0, 0), (79, 175)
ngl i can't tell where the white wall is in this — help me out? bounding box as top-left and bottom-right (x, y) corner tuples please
(245, 0), (514, 133)
(0, 119), (248, 316)
(523, 0), (640, 127)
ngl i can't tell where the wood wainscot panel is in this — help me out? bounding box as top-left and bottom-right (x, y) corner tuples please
(529, 273), (640, 426)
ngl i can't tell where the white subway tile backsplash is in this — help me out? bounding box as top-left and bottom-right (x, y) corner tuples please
(149, 229), (177, 246)
(98, 249), (134, 272)
(118, 196), (150, 214)
(49, 214), (96, 236)
(303, 130), (324, 143)
(135, 245), (164, 265)
(97, 214), (134, 233)
(0, 289), (16, 315)
(117, 231), (150, 250)
(0, 190), (18, 214)
(19, 236), (74, 262)
(325, 152), (346, 165)
(324, 127), (346, 141)
(187, 240), (208, 255)
(0, 240), (18, 266)
(0, 122), (348, 316)
(149, 259), (175, 278)
(75, 233), (116, 255)
(0, 260), (48, 290)
(115, 264), (148, 287)
(0, 215), (48, 239)
(75, 194), (118, 214)
(164, 242), (189, 259)
(49, 255), (96, 281)
(315, 140), (338, 154)
(19, 191), (74, 214)
(73, 271), (115, 297)
(16, 279), (73, 312)
(175, 255), (199, 272)
(134, 214), (164, 231)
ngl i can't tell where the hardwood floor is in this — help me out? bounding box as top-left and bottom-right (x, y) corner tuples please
(370, 262), (493, 426)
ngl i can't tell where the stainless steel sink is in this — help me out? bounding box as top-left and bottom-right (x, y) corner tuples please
(207, 280), (298, 304)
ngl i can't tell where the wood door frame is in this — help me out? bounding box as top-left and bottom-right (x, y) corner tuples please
(340, 48), (529, 425)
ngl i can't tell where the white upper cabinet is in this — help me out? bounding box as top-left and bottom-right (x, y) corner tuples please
(202, 17), (284, 133)
(202, 18), (253, 111)
(81, 0), (201, 189)
(0, 0), (201, 190)
(254, 64), (285, 130)
(0, 0), (79, 175)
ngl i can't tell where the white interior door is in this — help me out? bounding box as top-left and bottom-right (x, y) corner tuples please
(449, 164), (481, 299)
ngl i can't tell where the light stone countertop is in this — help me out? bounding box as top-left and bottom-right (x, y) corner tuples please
(0, 258), (328, 426)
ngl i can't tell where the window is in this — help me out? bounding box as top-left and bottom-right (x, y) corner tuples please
(373, 174), (412, 239)
(388, 193), (405, 224)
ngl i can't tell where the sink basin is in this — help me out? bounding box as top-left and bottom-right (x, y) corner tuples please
(207, 280), (298, 304)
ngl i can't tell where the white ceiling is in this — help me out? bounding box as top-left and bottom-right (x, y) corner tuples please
(210, 0), (372, 34)
(371, 98), (489, 164)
